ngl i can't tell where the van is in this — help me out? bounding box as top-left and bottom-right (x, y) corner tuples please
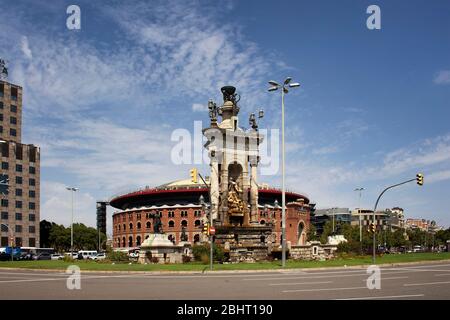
(78, 250), (97, 259)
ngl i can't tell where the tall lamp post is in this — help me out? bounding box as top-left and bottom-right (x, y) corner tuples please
(354, 187), (365, 243)
(66, 187), (78, 257)
(268, 77), (300, 268)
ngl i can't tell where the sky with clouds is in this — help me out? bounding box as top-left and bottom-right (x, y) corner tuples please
(0, 0), (449, 234)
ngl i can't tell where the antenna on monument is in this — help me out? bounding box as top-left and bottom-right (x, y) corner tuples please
(0, 58), (9, 80)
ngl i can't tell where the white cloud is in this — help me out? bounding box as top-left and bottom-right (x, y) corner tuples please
(192, 103), (207, 112)
(20, 36), (32, 60)
(433, 70), (450, 85)
(41, 181), (96, 228)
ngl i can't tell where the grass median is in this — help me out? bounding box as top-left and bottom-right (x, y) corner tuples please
(1, 252), (449, 272)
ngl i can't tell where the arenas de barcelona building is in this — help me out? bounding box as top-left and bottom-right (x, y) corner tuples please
(110, 85), (314, 251)
(110, 179), (314, 249)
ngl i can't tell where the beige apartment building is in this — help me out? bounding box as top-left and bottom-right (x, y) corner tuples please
(0, 79), (40, 248)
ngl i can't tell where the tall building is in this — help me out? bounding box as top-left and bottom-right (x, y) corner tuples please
(0, 77), (41, 248)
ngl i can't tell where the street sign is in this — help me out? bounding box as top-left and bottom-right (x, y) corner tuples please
(209, 227), (215, 235)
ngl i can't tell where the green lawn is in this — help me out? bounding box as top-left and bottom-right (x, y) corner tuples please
(1, 252), (449, 272)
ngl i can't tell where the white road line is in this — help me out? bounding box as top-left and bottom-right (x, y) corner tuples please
(404, 281), (450, 287)
(244, 271), (412, 281)
(282, 286), (367, 293)
(380, 276), (408, 280)
(435, 274), (450, 277)
(0, 271), (67, 277)
(269, 281), (332, 286)
(336, 294), (425, 300)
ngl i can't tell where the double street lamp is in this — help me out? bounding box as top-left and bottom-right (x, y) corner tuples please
(268, 77), (300, 268)
(66, 187), (78, 257)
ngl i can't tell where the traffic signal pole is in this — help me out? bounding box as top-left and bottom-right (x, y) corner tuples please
(198, 172), (213, 271)
(372, 176), (422, 264)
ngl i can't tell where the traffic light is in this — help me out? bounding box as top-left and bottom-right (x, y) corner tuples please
(416, 173), (424, 186)
(190, 168), (198, 184)
(202, 223), (209, 235)
(368, 222), (376, 233)
(0, 174), (9, 196)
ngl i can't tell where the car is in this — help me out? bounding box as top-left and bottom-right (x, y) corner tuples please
(33, 252), (52, 260)
(90, 252), (106, 260)
(64, 252), (79, 259)
(51, 253), (64, 260)
(413, 245), (423, 253)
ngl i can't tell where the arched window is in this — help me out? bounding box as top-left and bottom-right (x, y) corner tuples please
(194, 220), (201, 227)
(168, 234), (174, 242)
(117, 238), (121, 247)
(128, 236), (133, 247)
(129, 223), (133, 230)
(168, 220), (175, 228)
(137, 222), (141, 230)
(136, 236), (141, 246)
(181, 220), (188, 227)
(146, 221), (151, 229)
(122, 237), (126, 247)
(123, 224), (126, 231)
(260, 220), (266, 225)
(194, 234), (200, 243)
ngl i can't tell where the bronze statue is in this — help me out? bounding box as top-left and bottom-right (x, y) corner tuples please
(180, 227), (188, 241)
(148, 211), (163, 234)
(227, 179), (248, 217)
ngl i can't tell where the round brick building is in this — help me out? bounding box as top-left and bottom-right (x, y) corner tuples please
(110, 178), (313, 250)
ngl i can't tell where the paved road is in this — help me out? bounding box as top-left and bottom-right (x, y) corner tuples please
(1, 262), (450, 299)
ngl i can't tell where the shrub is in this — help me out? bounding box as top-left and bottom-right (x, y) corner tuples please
(192, 244), (226, 263)
(107, 250), (129, 262)
(182, 255), (191, 263)
(200, 254), (209, 265)
(337, 241), (362, 255)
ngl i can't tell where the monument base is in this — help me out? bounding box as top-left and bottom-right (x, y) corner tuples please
(138, 234), (192, 264)
(214, 225), (273, 263)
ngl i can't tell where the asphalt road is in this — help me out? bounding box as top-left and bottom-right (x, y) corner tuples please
(1, 262), (450, 299)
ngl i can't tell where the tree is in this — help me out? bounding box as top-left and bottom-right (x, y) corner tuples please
(307, 224), (318, 242)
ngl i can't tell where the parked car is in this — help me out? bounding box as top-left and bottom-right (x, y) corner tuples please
(33, 252), (52, 260)
(19, 252), (35, 260)
(51, 253), (64, 260)
(413, 245), (423, 253)
(78, 250), (98, 260)
(90, 252), (106, 260)
(64, 252), (79, 259)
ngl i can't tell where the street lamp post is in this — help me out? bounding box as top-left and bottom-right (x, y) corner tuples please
(66, 187), (78, 257)
(354, 187), (365, 243)
(268, 77), (300, 268)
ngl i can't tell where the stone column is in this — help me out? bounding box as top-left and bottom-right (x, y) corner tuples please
(210, 158), (219, 221)
(250, 158), (259, 224)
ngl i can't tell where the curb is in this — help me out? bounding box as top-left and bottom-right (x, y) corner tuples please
(1, 258), (449, 275)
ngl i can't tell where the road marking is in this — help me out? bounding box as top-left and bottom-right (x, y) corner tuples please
(282, 286), (367, 293)
(269, 281), (332, 286)
(435, 273), (450, 277)
(244, 271), (411, 281)
(336, 294), (424, 300)
(404, 280), (450, 287)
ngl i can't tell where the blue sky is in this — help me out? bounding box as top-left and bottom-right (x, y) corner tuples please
(1, 0), (449, 233)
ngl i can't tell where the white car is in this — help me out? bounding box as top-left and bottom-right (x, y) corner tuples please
(64, 252), (79, 259)
(51, 253), (64, 260)
(90, 253), (106, 260)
